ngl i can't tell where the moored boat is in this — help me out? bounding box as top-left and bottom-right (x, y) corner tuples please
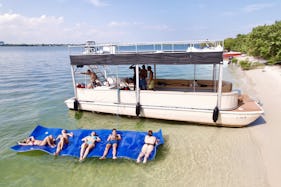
(65, 41), (263, 127)
(223, 51), (242, 58)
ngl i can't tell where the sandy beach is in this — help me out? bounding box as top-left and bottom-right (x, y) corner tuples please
(242, 65), (281, 187)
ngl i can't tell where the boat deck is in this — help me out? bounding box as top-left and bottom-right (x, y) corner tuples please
(234, 95), (263, 112)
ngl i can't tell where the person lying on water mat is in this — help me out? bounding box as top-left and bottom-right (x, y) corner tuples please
(79, 131), (101, 161)
(18, 135), (56, 148)
(54, 129), (74, 156)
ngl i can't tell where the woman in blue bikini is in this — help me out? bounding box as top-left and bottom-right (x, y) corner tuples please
(79, 132), (101, 161)
(100, 128), (121, 160)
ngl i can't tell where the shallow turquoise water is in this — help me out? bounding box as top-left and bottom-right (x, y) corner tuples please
(0, 46), (268, 186)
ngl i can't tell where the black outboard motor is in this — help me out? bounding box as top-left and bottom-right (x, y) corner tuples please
(136, 102), (141, 117)
(212, 106), (219, 122)
(74, 99), (79, 111)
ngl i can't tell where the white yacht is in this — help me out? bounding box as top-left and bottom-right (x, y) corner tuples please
(65, 40), (263, 127)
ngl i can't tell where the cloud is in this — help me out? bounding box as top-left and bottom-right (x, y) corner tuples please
(243, 3), (273, 13)
(0, 13), (130, 43)
(0, 3), (2, 8)
(108, 21), (129, 27)
(88, 0), (109, 7)
(0, 13), (178, 44)
(0, 13), (64, 43)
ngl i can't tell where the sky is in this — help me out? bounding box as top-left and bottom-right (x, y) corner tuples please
(0, 0), (280, 44)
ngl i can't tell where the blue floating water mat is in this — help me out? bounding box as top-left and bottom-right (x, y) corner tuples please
(11, 125), (164, 161)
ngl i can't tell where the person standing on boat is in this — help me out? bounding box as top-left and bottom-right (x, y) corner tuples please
(139, 65), (147, 90)
(136, 130), (159, 164)
(147, 66), (154, 90)
(100, 128), (122, 160)
(81, 69), (101, 88)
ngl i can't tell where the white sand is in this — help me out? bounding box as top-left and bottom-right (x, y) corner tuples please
(244, 66), (281, 187)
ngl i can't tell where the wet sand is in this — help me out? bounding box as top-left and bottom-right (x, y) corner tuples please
(242, 65), (281, 187)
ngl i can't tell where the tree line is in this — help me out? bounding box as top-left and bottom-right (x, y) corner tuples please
(224, 21), (281, 64)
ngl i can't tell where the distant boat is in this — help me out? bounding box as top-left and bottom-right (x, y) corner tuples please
(223, 51), (241, 58)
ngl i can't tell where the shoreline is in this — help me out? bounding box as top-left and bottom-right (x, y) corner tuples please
(243, 65), (281, 187)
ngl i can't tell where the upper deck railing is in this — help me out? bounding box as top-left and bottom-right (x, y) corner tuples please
(68, 40), (224, 55)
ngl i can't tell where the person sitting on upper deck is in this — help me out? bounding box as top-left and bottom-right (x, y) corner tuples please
(81, 69), (101, 88)
(139, 65), (147, 90)
(147, 66), (154, 90)
(136, 130), (159, 164)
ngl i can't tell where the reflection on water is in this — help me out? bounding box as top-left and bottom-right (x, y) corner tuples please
(0, 47), (268, 186)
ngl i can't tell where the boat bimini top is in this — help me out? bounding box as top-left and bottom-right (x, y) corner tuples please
(69, 40), (224, 66)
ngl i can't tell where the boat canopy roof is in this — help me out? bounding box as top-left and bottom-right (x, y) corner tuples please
(69, 40), (223, 66)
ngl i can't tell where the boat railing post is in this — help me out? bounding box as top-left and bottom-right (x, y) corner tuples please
(217, 62), (223, 109)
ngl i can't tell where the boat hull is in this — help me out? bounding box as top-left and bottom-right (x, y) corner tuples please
(65, 98), (263, 127)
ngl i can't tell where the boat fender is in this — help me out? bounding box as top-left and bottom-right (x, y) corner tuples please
(136, 102), (141, 117)
(212, 106), (219, 122)
(74, 99), (79, 111)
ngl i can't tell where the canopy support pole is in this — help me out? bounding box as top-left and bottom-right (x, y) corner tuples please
(217, 62), (223, 109)
(136, 64), (140, 103)
(213, 64), (217, 92)
(71, 65), (77, 98)
(135, 65), (141, 116)
(71, 65), (79, 110)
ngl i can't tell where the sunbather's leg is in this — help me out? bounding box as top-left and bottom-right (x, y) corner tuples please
(100, 144), (111, 159)
(112, 143), (118, 159)
(79, 143), (87, 161)
(82, 144), (94, 160)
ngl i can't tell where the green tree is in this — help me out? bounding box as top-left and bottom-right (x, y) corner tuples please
(224, 38), (235, 51)
(224, 20), (281, 64)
